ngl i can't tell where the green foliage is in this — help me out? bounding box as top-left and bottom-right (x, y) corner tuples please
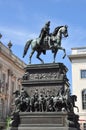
(6, 116), (12, 129)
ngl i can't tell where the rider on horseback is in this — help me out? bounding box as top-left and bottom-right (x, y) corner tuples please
(39, 21), (52, 48)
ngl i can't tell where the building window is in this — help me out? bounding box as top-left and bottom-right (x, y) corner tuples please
(2, 73), (6, 82)
(82, 90), (86, 109)
(81, 70), (86, 78)
(0, 73), (6, 93)
(11, 81), (15, 103)
(12, 81), (15, 94)
(83, 123), (86, 130)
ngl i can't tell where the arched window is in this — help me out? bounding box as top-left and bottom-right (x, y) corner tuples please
(82, 89), (86, 109)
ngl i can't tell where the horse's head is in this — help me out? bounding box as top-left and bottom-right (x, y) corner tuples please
(71, 95), (77, 102)
(59, 25), (68, 38)
(52, 25), (68, 39)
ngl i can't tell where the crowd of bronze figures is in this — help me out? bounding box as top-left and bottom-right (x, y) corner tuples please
(12, 88), (79, 113)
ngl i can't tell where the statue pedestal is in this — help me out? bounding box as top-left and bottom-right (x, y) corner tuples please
(22, 63), (69, 97)
(10, 63), (80, 130)
(18, 112), (79, 130)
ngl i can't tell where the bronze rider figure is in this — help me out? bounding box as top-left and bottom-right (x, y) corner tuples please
(39, 21), (51, 48)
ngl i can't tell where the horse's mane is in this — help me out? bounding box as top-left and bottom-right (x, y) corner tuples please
(52, 26), (64, 36)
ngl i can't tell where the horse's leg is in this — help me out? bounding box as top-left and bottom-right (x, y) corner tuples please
(62, 48), (66, 59)
(36, 51), (44, 64)
(53, 49), (57, 63)
(58, 47), (66, 59)
(29, 50), (35, 64)
(75, 106), (79, 112)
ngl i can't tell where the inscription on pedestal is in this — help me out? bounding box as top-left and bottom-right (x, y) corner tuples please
(20, 112), (65, 127)
(22, 117), (63, 125)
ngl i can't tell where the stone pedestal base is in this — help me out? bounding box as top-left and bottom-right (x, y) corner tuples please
(17, 112), (79, 130)
(9, 63), (80, 130)
(22, 63), (69, 97)
(18, 127), (77, 130)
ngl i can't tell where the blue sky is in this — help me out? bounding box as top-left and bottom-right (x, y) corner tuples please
(0, 0), (86, 91)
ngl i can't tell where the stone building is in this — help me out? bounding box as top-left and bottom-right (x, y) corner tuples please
(0, 41), (26, 128)
(69, 47), (86, 130)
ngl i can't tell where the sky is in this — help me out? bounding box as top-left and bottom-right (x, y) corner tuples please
(0, 0), (86, 92)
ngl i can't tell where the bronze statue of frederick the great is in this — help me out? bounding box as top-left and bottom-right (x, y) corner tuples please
(23, 21), (68, 64)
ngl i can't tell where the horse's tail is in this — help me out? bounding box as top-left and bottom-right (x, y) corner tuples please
(23, 39), (33, 58)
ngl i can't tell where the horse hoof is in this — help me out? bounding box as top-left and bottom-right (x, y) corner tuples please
(41, 62), (44, 64)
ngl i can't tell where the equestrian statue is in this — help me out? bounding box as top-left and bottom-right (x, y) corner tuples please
(23, 21), (68, 64)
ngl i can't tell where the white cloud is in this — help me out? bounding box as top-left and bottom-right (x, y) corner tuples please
(0, 26), (38, 46)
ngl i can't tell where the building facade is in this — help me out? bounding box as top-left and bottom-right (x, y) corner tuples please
(69, 47), (86, 130)
(0, 41), (26, 128)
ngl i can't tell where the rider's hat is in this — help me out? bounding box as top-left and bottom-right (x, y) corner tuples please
(45, 21), (50, 25)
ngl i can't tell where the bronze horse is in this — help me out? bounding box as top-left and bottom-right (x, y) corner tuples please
(23, 25), (68, 64)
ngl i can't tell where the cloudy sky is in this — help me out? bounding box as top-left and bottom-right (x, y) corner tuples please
(0, 0), (86, 91)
